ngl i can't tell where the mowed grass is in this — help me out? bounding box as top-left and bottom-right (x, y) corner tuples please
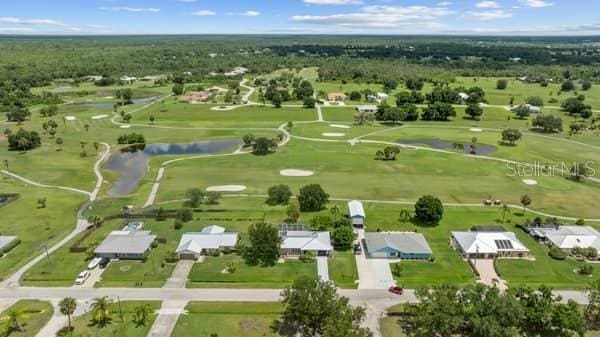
(156, 138), (600, 217)
(172, 302), (283, 337)
(70, 301), (160, 337)
(187, 254), (316, 288)
(0, 178), (86, 281)
(0, 300), (53, 337)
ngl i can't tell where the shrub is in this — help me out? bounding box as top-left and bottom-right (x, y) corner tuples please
(299, 251), (315, 263)
(549, 246), (567, 260)
(580, 264), (593, 275)
(414, 195), (444, 224)
(174, 220), (183, 230)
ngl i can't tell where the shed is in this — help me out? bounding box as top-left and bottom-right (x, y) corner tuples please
(348, 200), (365, 227)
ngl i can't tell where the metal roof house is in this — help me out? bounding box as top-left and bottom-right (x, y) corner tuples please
(529, 225), (600, 254)
(356, 105), (378, 113)
(279, 225), (333, 257)
(176, 225), (239, 260)
(364, 232), (432, 259)
(0, 236), (19, 253)
(94, 230), (156, 260)
(348, 200), (366, 228)
(451, 230), (529, 259)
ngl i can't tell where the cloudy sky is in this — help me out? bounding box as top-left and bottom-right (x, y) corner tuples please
(0, 0), (598, 35)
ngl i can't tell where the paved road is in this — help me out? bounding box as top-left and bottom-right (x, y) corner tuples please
(0, 170), (92, 198)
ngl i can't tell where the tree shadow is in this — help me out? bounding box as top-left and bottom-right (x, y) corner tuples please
(271, 319), (298, 337)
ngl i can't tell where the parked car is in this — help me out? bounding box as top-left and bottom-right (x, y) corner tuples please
(75, 271), (90, 285)
(87, 257), (102, 270)
(353, 243), (362, 255)
(388, 286), (404, 295)
(99, 257), (110, 269)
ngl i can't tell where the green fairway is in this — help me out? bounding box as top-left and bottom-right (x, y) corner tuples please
(0, 300), (53, 337)
(171, 302), (283, 337)
(69, 301), (160, 337)
(0, 178), (86, 281)
(187, 254), (316, 288)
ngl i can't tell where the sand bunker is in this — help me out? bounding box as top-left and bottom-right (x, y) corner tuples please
(329, 124), (351, 129)
(470, 128), (483, 132)
(104, 96), (114, 99)
(120, 125), (131, 129)
(322, 132), (345, 137)
(523, 179), (538, 186)
(211, 105), (237, 111)
(206, 185), (247, 192)
(92, 114), (109, 120)
(64, 116), (76, 121)
(280, 169), (314, 177)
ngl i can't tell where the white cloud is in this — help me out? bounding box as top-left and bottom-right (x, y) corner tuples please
(476, 1), (501, 8)
(303, 0), (363, 5)
(0, 17), (66, 26)
(0, 27), (35, 33)
(192, 10), (216, 16)
(519, 0), (554, 8)
(99, 7), (160, 13)
(462, 10), (512, 20)
(437, 1), (452, 6)
(452, 22), (600, 35)
(228, 11), (261, 17)
(291, 5), (453, 28)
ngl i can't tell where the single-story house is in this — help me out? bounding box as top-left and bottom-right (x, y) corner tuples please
(0, 236), (19, 253)
(279, 225), (332, 257)
(458, 92), (470, 101)
(176, 225), (239, 260)
(94, 230), (156, 260)
(356, 105), (379, 113)
(512, 104), (541, 114)
(377, 93), (389, 101)
(451, 229), (529, 258)
(348, 200), (365, 228)
(327, 92), (347, 102)
(225, 67), (249, 77)
(364, 232), (432, 259)
(180, 91), (211, 104)
(529, 225), (600, 255)
(120, 76), (137, 84)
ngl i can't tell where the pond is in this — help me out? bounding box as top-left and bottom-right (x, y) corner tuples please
(396, 138), (497, 156)
(79, 96), (158, 109)
(104, 139), (242, 196)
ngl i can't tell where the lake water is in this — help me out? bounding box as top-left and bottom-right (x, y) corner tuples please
(104, 139), (242, 196)
(396, 139), (497, 156)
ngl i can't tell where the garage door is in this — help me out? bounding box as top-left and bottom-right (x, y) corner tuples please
(179, 253), (197, 260)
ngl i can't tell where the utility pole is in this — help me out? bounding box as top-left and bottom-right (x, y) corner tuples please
(41, 242), (51, 266)
(117, 296), (124, 322)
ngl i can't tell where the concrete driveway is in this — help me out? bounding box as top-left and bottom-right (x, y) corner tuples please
(354, 229), (395, 289)
(164, 260), (195, 288)
(147, 300), (188, 337)
(472, 258), (507, 291)
(73, 267), (105, 288)
(316, 256), (329, 281)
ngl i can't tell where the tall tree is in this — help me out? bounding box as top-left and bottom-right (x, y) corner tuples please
(59, 297), (77, 332)
(298, 184), (330, 212)
(244, 222), (280, 266)
(90, 296), (112, 327)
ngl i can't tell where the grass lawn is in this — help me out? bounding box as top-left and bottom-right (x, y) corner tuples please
(0, 178), (87, 281)
(69, 301), (160, 337)
(171, 302), (283, 337)
(188, 254), (316, 288)
(0, 300), (53, 337)
(330, 250), (359, 289)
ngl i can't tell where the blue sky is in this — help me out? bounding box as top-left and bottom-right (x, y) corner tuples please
(0, 0), (598, 35)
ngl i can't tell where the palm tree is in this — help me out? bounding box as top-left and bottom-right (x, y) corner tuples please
(90, 296), (112, 327)
(520, 195), (532, 215)
(500, 204), (510, 223)
(59, 297), (77, 331)
(4, 309), (25, 334)
(2, 159), (8, 170)
(330, 205), (340, 222)
(88, 216), (102, 228)
(133, 304), (152, 326)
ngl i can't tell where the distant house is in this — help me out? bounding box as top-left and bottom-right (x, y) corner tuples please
(458, 92), (470, 101)
(512, 104), (541, 114)
(94, 230), (156, 260)
(327, 92), (347, 102)
(85, 75), (103, 82)
(120, 76), (137, 84)
(356, 105), (378, 113)
(140, 76), (159, 82)
(0, 236), (19, 254)
(180, 91), (211, 104)
(451, 228), (529, 259)
(376, 93), (389, 101)
(348, 200), (365, 228)
(529, 225), (600, 255)
(364, 232), (432, 259)
(225, 67), (249, 77)
(279, 224), (333, 257)
(176, 225), (239, 260)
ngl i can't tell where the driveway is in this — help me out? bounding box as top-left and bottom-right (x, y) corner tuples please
(163, 260), (195, 288)
(316, 256), (329, 281)
(147, 300), (188, 337)
(72, 266), (105, 288)
(472, 259), (507, 291)
(354, 230), (395, 290)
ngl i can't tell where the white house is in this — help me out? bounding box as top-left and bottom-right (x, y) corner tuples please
(513, 104), (541, 114)
(279, 225), (332, 257)
(176, 225), (239, 260)
(94, 230), (156, 260)
(356, 105), (378, 113)
(348, 200), (365, 227)
(529, 226), (600, 255)
(376, 93), (389, 101)
(120, 76), (137, 84)
(458, 92), (470, 101)
(451, 230), (529, 259)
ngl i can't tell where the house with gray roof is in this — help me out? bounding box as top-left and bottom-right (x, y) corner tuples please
(94, 230), (156, 260)
(279, 225), (332, 257)
(0, 236), (19, 254)
(176, 225), (239, 260)
(529, 225), (600, 255)
(364, 232), (432, 259)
